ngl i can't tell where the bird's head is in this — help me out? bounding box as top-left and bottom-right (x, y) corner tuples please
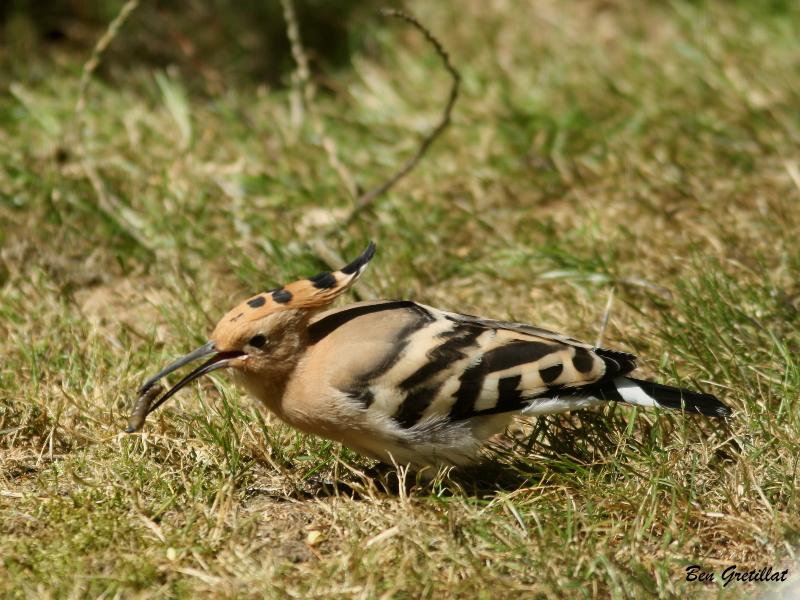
(126, 242), (376, 432)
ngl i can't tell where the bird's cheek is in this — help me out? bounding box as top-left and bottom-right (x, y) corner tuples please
(228, 355), (251, 370)
(231, 354), (268, 374)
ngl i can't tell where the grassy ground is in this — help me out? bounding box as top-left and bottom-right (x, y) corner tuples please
(2, 0), (800, 598)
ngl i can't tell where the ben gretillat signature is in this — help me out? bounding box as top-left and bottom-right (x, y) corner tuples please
(686, 565), (789, 587)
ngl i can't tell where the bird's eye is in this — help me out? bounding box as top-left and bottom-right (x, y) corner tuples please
(248, 334), (268, 348)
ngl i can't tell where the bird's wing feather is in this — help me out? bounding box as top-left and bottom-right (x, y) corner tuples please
(309, 300), (637, 428)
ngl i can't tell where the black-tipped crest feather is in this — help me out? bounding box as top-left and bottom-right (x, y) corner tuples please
(341, 241), (377, 275)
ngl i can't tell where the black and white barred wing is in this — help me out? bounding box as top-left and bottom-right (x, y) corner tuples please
(444, 310), (729, 419)
(432, 310), (639, 420)
(441, 309), (728, 419)
(310, 300), (730, 430)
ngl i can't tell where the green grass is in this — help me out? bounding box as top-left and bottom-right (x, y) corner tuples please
(2, 1), (800, 598)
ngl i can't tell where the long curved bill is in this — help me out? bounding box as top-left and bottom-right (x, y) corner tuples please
(125, 341), (243, 433)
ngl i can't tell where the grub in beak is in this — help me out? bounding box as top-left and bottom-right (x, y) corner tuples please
(125, 341), (244, 433)
(125, 383), (163, 433)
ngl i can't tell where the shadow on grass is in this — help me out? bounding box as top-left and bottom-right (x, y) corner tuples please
(278, 406), (739, 502)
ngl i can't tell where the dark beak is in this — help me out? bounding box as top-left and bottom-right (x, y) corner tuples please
(125, 341), (244, 433)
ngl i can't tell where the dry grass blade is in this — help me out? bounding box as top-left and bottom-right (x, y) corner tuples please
(595, 286), (615, 347)
(74, 0), (156, 252)
(74, 0), (140, 118)
(279, 0), (358, 199)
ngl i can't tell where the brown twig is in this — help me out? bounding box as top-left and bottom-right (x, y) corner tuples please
(279, 0), (358, 199)
(75, 0), (157, 252)
(347, 9), (462, 221)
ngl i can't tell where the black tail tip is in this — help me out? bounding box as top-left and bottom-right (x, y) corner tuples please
(634, 379), (732, 418)
(662, 393), (733, 418)
(686, 401), (732, 418)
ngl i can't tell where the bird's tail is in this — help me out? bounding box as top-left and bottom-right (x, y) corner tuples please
(585, 377), (731, 417)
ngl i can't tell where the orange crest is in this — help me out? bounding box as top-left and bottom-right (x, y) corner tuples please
(216, 242), (376, 329)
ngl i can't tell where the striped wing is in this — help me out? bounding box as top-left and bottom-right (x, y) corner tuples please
(309, 300), (637, 429)
(441, 311), (638, 421)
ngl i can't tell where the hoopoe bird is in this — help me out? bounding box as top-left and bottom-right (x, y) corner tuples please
(127, 242), (731, 470)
